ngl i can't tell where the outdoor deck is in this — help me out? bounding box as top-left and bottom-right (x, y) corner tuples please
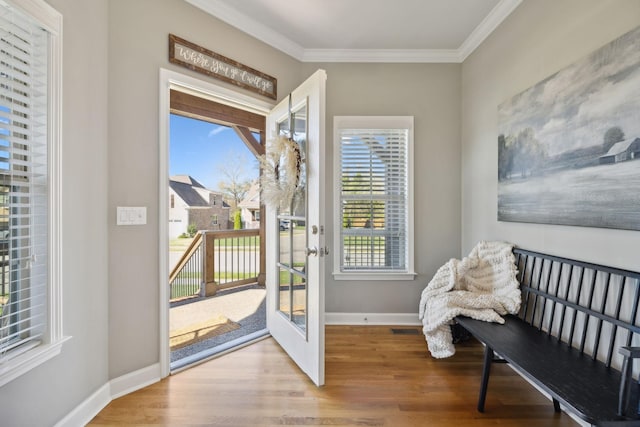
(169, 283), (266, 365)
(168, 229), (268, 368)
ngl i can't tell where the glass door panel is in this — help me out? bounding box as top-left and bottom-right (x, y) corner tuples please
(278, 268), (291, 313)
(276, 102), (308, 333)
(291, 273), (307, 329)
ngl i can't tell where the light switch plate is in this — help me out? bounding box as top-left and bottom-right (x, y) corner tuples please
(117, 206), (147, 225)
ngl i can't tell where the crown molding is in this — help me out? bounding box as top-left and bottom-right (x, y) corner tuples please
(302, 48), (462, 63)
(458, 0), (523, 61)
(185, 0), (521, 63)
(184, 0), (305, 59)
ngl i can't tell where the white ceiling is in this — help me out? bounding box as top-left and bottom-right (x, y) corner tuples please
(185, 0), (522, 63)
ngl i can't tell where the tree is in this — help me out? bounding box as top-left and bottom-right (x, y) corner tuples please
(233, 210), (242, 230)
(511, 128), (546, 178)
(217, 152), (253, 210)
(498, 134), (512, 181)
(603, 126), (625, 153)
(498, 128), (547, 180)
(498, 133), (519, 180)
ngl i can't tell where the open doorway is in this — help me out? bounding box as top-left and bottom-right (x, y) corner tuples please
(168, 89), (268, 371)
(160, 68), (327, 383)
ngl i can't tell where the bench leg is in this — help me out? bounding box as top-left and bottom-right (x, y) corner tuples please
(478, 345), (494, 413)
(552, 398), (561, 413)
(618, 353), (632, 416)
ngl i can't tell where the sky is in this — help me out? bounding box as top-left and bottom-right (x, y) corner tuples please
(169, 114), (260, 191)
(498, 25), (640, 157)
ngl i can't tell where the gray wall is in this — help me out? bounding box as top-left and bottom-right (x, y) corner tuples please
(461, 0), (640, 269)
(107, 0), (304, 379)
(2, 0), (110, 425)
(107, 0), (462, 378)
(302, 62), (462, 314)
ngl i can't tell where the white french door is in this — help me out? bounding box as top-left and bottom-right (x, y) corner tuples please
(265, 70), (326, 386)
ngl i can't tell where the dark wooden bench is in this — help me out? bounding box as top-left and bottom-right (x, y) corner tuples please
(455, 248), (640, 426)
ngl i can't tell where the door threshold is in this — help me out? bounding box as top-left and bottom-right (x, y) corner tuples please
(170, 328), (270, 374)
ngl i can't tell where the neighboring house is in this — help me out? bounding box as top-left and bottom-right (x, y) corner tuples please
(599, 138), (640, 164)
(238, 180), (261, 229)
(169, 175), (230, 238)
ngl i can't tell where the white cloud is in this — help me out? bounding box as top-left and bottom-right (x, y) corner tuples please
(208, 126), (228, 138)
(499, 27), (640, 156)
(540, 117), (567, 135)
(575, 71), (640, 127)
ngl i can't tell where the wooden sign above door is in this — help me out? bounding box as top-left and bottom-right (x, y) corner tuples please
(169, 34), (277, 100)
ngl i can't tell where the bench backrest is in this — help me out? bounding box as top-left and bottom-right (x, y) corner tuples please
(514, 248), (640, 369)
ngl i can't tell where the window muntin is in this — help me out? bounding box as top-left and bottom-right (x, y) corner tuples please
(333, 117), (415, 280)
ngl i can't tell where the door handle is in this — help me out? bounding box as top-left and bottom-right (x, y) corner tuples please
(306, 246), (318, 257)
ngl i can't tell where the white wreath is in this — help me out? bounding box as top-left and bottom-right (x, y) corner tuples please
(259, 135), (302, 209)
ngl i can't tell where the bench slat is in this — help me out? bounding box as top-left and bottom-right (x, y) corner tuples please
(522, 284), (640, 336)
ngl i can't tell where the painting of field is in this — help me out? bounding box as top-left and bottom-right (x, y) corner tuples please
(498, 25), (640, 231)
(498, 160), (640, 230)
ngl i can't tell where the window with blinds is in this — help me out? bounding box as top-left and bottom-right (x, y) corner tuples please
(333, 116), (415, 280)
(0, 0), (61, 381)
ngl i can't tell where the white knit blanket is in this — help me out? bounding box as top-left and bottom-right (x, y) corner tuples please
(418, 241), (521, 358)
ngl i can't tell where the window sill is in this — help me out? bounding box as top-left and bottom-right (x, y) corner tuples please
(333, 271), (417, 281)
(0, 336), (71, 388)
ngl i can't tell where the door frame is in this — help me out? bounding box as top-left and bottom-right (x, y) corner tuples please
(158, 68), (274, 378)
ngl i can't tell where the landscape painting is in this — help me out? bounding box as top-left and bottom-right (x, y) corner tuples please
(498, 25), (640, 231)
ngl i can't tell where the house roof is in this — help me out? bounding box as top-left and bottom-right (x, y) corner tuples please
(170, 180), (208, 207)
(171, 174), (205, 188)
(600, 138), (639, 157)
(170, 175), (229, 207)
(238, 181), (260, 210)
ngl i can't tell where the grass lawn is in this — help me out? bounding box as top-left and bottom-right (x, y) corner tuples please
(170, 237), (194, 252)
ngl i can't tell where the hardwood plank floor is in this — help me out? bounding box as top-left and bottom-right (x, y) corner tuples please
(89, 326), (577, 426)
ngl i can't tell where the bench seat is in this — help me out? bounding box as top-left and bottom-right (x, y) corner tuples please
(450, 248), (640, 426)
(456, 314), (637, 425)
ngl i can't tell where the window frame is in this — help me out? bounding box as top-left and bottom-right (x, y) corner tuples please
(332, 116), (415, 281)
(0, 0), (66, 388)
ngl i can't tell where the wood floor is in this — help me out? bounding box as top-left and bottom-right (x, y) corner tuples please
(89, 326), (577, 426)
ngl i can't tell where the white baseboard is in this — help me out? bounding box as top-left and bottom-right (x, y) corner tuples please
(325, 312), (420, 326)
(54, 383), (111, 427)
(110, 363), (161, 399)
(54, 363), (161, 427)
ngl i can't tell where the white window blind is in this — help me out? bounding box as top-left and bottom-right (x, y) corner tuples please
(0, 0), (49, 363)
(334, 116), (414, 279)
